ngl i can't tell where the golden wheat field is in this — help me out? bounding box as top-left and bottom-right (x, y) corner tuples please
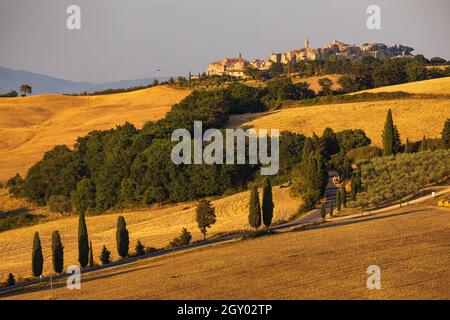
(3, 203), (449, 300)
(0, 186), (301, 280)
(228, 99), (450, 146)
(0, 86), (191, 183)
(350, 76), (450, 95)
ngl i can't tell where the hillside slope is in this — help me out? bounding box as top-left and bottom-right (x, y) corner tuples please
(0, 86), (191, 183)
(349, 76), (450, 95)
(228, 99), (449, 146)
(0, 186), (301, 278)
(3, 203), (449, 299)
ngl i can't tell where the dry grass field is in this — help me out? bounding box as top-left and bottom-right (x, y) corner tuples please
(228, 99), (449, 146)
(0, 86), (191, 183)
(350, 76), (450, 95)
(3, 203), (449, 300)
(0, 187), (301, 280)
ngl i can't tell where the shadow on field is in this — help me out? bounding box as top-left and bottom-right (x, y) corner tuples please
(4, 263), (163, 298)
(292, 208), (427, 235)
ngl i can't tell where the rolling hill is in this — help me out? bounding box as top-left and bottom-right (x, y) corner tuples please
(228, 77), (450, 146)
(0, 86), (191, 183)
(3, 202), (449, 299)
(0, 186), (301, 279)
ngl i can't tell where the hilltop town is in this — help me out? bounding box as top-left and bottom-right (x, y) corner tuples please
(207, 39), (414, 77)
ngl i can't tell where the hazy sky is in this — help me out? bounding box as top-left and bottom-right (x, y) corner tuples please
(1, 0), (449, 83)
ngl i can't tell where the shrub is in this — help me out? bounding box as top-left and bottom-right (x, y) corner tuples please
(135, 239), (146, 256)
(99, 245), (111, 265)
(170, 228), (192, 248)
(48, 195), (72, 214)
(6, 273), (15, 286)
(195, 200), (216, 240)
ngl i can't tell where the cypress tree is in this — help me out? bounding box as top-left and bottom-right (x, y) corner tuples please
(116, 216), (129, 258)
(382, 109), (401, 156)
(248, 185), (261, 229)
(262, 178), (274, 229)
(442, 118), (450, 148)
(51, 231), (64, 274)
(336, 189), (341, 211)
(341, 187), (347, 208)
(329, 201), (334, 217)
(320, 203), (326, 219)
(32, 231), (43, 277)
(88, 241), (94, 268)
(78, 211), (89, 268)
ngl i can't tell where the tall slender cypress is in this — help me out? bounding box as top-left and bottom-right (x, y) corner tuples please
(51, 231), (64, 274)
(336, 189), (341, 211)
(248, 185), (261, 229)
(262, 178), (274, 229)
(78, 211), (89, 268)
(32, 231), (43, 277)
(382, 109), (401, 156)
(341, 187), (347, 208)
(116, 216), (129, 258)
(88, 241), (94, 268)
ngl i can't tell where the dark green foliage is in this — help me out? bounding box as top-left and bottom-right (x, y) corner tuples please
(278, 131), (306, 177)
(336, 189), (341, 211)
(48, 195), (72, 214)
(335, 129), (371, 153)
(6, 173), (24, 198)
(329, 201), (334, 216)
(0, 90), (18, 97)
(116, 216), (129, 258)
(32, 231), (43, 277)
(318, 77), (333, 96)
(195, 200), (216, 240)
(341, 187), (347, 208)
(382, 109), (401, 156)
(359, 150), (449, 205)
(321, 127), (340, 158)
(330, 152), (352, 181)
(24, 145), (86, 206)
(6, 273), (15, 286)
(295, 143), (328, 196)
(88, 241), (94, 268)
(224, 83), (265, 114)
(51, 231), (64, 274)
(78, 211), (89, 268)
(118, 178), (138, 208)
(297, 188), (320, 214)
(442, 119), (450, 148)
(262, 178), (274, 228)
(71, 178), (96, 214)
(406, 59), (427, 82)
(320, 204), (326, 219)
(347, 146), (382, 162)
(261, 78), (315, 108)
(135, 240), (146, 256)
(248, 185), (261, 229)
(99, 245), (111, 265)
(170, 228), (192, 248)
(0, 214), (40, 232)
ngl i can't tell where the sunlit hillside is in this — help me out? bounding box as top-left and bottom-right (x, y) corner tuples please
(349, 76), (450, 95)
(0, 86), (191, 183)
(0, 187), (301, 279)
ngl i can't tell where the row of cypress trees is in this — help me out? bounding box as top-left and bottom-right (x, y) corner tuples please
(248, 178), (274, 230)
(30, 213), (129, 278)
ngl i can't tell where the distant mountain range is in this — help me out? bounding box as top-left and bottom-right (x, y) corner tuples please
(0, 66), (167, 95)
